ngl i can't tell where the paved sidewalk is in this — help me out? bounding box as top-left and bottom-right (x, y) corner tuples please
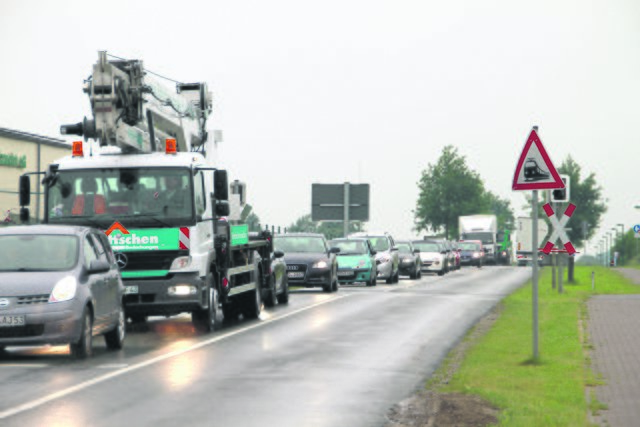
(588, 268), (640, 427)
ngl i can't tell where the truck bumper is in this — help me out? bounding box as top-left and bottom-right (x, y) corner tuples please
(123, 273), (206, 317)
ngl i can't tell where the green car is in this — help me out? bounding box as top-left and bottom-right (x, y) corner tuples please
(329, 238), (377, 287)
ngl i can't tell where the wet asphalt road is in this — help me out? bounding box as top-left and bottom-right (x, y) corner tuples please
(0, 266), (530, 427)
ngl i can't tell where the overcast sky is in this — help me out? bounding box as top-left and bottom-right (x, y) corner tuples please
(1, 0), (639, 251)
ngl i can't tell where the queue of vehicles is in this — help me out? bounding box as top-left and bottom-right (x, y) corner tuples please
(0, 52), (517, 359)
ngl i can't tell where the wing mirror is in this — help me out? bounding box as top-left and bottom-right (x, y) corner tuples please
(371, 250), (377, 256)
(87, 259), (110, 274)
(215, 201), (230, 217)
(273, 250), (285, 259)
(329, 247), (341, 254)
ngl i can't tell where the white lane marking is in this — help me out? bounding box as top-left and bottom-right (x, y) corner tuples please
(0, 294), (349, 420)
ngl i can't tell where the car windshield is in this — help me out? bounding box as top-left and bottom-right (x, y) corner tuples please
(46, 168), (194, 228)
(367, 237), (390, 252)
(459, 242), (481, 250)
(0, 234), (78, 271)
(275, 236), (326, 253)
(413, 242), (440, 252)
(396, 243), (412, 254)
(330, 240), (368, 255)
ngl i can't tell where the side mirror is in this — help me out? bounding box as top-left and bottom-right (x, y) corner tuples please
(441, 251), (447, 255)
(371, 250), (377, 256)
(19, 175), (30, 206)
(214, 170), (229, 201)
(273, 250), (285, 259)
(19, 207), (29, 223)
(413, 249), (420, 254)
(215, 201), (230, 217)
(329, 247), (340, 254)
(88, 259), (110, 274)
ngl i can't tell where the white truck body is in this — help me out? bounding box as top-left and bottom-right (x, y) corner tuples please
(459, 215), (498, 263)
(515, 217), (549, 266)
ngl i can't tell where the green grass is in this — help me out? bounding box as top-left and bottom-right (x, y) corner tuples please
(437, 266), (640, 426)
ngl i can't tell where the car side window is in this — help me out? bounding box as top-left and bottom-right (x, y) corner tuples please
(84, 236), (99, 269)
(194, 171), (206, 216)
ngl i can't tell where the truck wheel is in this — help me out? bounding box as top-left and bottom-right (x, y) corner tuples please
(264, 274), (277, 308)
(277, 276), (289, 304)
(71, 307), (93, 359)
(193, 284), (220, 333)
(104, 305), (126, 350)
(242, 279), (262, 319)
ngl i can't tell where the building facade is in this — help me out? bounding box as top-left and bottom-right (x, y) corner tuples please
(0, 127), (71, 223)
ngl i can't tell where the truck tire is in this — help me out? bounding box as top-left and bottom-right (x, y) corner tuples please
(242, 264), (262, 319)
(264, 274), (277, 308)
(277, 276), (289, 304)
(193, 279), (220, 332)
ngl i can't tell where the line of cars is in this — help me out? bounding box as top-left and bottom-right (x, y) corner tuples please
(272, 231), (488, 290)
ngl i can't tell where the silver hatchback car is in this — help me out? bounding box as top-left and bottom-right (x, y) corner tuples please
(0, 225), (125, 358)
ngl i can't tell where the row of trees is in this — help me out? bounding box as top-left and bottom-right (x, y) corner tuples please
(414, 145), (515, 239)
(413, 146), (607, 250)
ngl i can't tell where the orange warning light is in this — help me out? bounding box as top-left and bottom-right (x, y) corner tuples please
(166, 139), (177, 155)
(72, 141), (83, 157)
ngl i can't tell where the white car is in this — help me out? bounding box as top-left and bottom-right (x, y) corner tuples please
(412, 240), (446, 276)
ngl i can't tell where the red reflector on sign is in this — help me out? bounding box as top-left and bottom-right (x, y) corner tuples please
(72, 141), (83, 157)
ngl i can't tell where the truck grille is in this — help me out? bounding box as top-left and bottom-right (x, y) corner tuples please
(117, 250), (186, 272)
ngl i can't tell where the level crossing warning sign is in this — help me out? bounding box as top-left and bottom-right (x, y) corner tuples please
(541, 203), (577, 255)
(512, 129), (565, 191)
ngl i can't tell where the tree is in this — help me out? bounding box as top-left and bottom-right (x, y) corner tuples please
(287, 214), (364, 239)
(245, 212), (261, 232)
(286, 214), (317, 233)
(482, 191), (515, 232)
(414, 145), (485, 239)
(556, 156), (607, 249)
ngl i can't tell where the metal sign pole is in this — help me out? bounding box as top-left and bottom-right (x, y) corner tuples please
(343, 182), (350, 238)
(532, 189), (539, 360)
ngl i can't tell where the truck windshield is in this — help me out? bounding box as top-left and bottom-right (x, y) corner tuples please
(46, 168), (194, 228)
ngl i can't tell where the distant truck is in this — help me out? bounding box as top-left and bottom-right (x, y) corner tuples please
(515, 217), (549, 267)
(459, 215), (498, 264)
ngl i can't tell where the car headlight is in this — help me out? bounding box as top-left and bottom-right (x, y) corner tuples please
(473, 252), (480, 258)
(402, 259), (413, 264)
(313, 260), (328, 269)
(170, 256), (192, 270)
(49, 276), (77, 303)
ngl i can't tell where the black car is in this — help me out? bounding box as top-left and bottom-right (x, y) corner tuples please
(458, 240), (484, 267)
(0, 225), (125, 358)
(395, 240), (422, 279)
(274, 233), (339, 293)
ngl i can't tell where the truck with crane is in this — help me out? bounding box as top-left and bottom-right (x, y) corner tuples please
(18, 51), (285, 331)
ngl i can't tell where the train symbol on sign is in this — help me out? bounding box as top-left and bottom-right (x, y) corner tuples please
(524, 158), (550, 182)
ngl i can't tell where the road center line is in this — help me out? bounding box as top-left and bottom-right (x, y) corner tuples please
(0, 294), (349, 420)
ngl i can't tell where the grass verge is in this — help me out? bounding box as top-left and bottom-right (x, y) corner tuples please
(436, 266), (640, 426)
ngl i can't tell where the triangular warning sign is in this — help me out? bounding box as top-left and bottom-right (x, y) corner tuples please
(512, 129), (565, 191)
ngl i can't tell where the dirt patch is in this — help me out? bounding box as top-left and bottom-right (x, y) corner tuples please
(386, 306), (502, 427)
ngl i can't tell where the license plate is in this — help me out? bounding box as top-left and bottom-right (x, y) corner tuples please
(0, 315), (25, 327)
(125, 286), (139, 295)
(337, 271), (353, 277)
(287, 272), (304, 279)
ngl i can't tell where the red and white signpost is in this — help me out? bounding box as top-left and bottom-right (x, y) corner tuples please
(512, 127), (565, 360)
